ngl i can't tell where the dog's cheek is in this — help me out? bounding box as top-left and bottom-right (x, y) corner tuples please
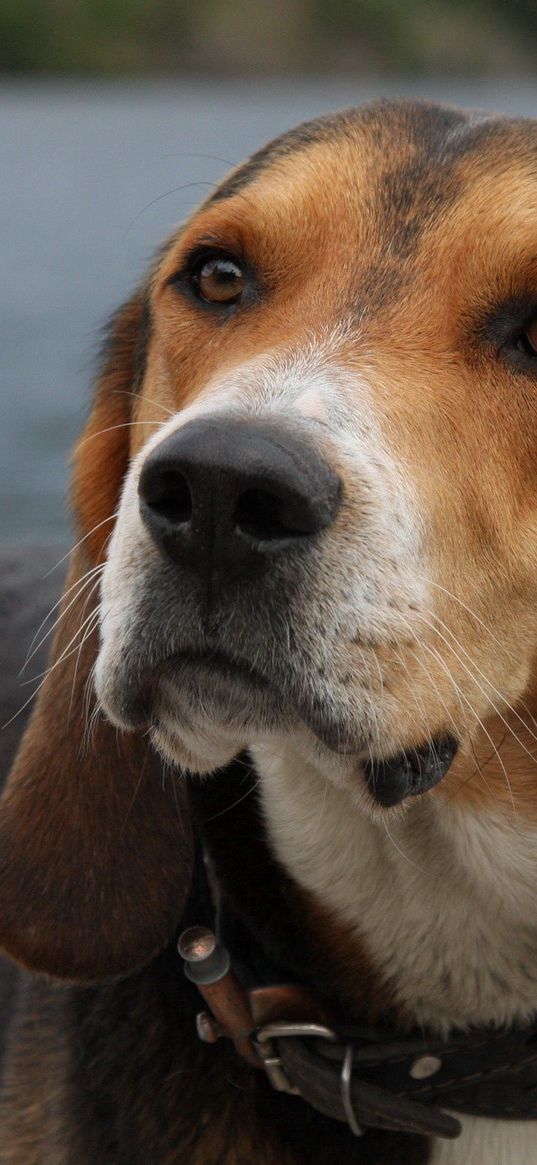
(95, 467), (156, 718)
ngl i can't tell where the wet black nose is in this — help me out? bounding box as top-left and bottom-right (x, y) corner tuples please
(138, 417), (340, 577)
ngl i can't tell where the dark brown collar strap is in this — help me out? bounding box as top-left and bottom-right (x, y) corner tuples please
(271, 1020), (537, 1139)
(178, 925), (537, 1141)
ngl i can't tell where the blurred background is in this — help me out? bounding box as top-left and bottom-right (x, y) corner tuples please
(3, 0), (537, 543)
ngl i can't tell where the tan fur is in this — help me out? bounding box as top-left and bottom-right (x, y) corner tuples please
(73, 293), (149, 562)
(5, 101), (537, 1162)
(126, 133), (537, 830)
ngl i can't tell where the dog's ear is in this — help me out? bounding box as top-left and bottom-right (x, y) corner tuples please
(0, 293), (193, 982)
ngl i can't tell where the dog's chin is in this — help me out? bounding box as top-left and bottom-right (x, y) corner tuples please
(145, 662), (292, 774)
(149, 718), (245, 774)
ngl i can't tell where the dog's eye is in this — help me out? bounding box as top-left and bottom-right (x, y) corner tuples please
(191, 255), (245, 305)
(515, 318), (537, 358)
(495, 304), (537, 369)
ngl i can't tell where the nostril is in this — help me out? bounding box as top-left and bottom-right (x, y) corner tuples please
(138, 420), (341, 568)
(235, 488), (315, 543)
(142, 469), (192, 526)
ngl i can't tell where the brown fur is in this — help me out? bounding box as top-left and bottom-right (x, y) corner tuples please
(0, 546), (193, 981)
(132, 114), (537, 829)
(0, 980), (73, 1165)
(73, 293), (150, 562)
(5, 98), (537, 1161)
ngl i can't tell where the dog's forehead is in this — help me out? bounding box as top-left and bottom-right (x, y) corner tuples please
(207, 101), (472, 206)
(205, 100), (537, 245)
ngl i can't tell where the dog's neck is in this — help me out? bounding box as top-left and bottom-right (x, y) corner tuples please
(253, 702), (537, 1035)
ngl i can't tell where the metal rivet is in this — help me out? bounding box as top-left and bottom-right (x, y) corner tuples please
(196, 1011), (222, 1044)
(409, 1054), (442, 1080)
(178, 926), (217, 962)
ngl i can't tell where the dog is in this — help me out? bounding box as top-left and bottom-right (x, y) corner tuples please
(2, 98), (537, 1164)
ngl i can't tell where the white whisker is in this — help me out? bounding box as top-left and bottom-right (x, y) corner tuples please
(44, 514), (119, 576)
(22, 564), (103, 673)
(77, 419), (165, 450)
(421, 607), (537, 768)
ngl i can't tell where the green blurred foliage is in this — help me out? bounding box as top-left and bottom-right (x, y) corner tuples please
(1, 0), (536, 74)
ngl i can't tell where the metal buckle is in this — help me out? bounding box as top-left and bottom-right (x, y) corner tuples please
(254, 1021), (338, 1095)
(255, 1023), (364, 1136)
(341, 1044), (364, 1136)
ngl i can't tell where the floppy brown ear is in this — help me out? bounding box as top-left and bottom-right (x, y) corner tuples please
(0, 294), (193, 982)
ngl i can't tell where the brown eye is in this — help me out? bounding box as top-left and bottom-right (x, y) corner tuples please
(194, 256), (245, 305)
(518, 318), (537, 357)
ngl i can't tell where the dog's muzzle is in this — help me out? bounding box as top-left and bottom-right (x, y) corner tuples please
(100, 414), (458, 803)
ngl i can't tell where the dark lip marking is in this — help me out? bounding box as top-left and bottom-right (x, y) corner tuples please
(364, 735), (459, 808)
(118, 646), (457, 794)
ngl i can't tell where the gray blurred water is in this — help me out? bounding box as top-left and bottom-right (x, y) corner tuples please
(3, 76), (537, 544)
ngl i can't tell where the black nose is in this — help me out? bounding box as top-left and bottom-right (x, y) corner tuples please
(138, 417), (340, 578)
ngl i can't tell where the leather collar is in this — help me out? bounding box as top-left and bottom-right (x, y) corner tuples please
(273, 1017), (537, 1139)
(179, 921), (537, 1142)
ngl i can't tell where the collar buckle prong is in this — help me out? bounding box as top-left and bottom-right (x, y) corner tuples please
(254, 1021), (338, 1097)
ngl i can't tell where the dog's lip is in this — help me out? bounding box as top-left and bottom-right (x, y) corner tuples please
(306, 721), (361, 756)
(139, 649), (364, 752)
(157, 652), (368, 751)
(156, 649), (272, 692)
(108, 651), (457, 800)
(126, 647), (274, 725)
(364, 735), (459, 807)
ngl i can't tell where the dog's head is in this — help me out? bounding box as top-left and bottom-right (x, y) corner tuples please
(4, 99), (537, 980)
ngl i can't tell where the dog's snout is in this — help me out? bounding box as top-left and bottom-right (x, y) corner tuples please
(138, 418), (340, 574)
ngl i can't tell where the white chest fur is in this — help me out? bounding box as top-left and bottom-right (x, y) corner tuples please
(255, 742), (537, 1164)
(428, 1115), (535, 1165)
